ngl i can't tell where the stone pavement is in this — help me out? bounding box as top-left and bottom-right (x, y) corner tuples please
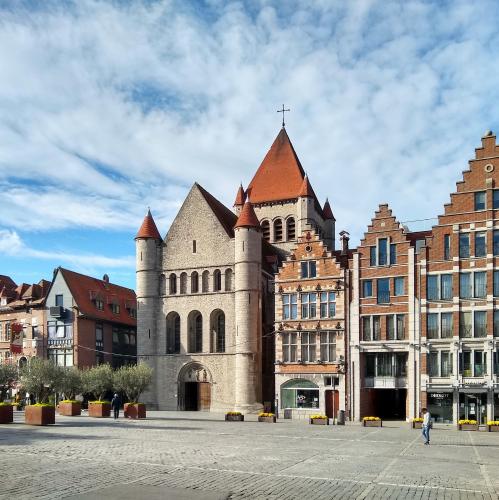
(0, 411), (498, 500)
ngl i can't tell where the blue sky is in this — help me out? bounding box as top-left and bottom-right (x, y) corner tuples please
(1, 0), (499, 290)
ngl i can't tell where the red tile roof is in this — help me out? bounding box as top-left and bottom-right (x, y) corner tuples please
(246, 128), (306, 203)
(59, 268), (136, 326)
(298, 175), (314, 197)
(135, 210), (162, 240)
(234, 184), (246, 206)
(234, 201), (261, 229)
(196, 183), (238, 237)
(323, 199), (335, 220)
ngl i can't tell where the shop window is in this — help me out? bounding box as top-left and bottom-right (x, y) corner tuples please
(280, 379), (319, 409)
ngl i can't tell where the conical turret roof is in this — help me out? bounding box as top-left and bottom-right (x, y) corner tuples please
(234, 184), (246, 206)
(323, 198), (335, 220)
(135, 210), (161, 240)
(234, 201), (260, 229)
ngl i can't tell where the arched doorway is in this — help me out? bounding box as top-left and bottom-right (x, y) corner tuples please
(177, 362), (212, 411)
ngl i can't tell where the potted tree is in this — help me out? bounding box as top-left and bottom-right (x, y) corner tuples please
(20, 358), (62, 425)
(0, 364), (18, 424)
(362, 416), (382, 427)
(57, 367), (83, 416)
(114, 363), (153, 419)
(83, 364), (114, 417)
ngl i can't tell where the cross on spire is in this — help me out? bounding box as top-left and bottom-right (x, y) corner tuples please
(277, 104), (290, 128)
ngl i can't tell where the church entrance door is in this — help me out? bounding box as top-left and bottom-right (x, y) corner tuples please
(184, 382), (199, 411)
(178, 363), (212, 411)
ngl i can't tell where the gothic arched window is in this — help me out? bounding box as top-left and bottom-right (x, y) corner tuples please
(191, 271), (199, 293)
(188, 311), (203, 353)
(169, 273), (177, 295)
(166, 312), (181, 354)
(213, 269), (222, 291)
(180, 272), (187, 294)
(210, 309), (225, 353)
(202, 270), (209, 292)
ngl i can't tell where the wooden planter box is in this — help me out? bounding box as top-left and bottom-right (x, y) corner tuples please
(411, 421), (423, 429)
(58, 402), (81, 416)
(258, 416), (276, 423)
(310, 418), (329, 425)
(363, 419), (382, 427)
(25, 405), (55, 426)
(88, 402), (111, 418)
(458, 424), (479, 431)
(124, 403), (146, 419)
(0, 405), (13, 424)
(225, 414), (244, 422)
(487, 425), (499, 432)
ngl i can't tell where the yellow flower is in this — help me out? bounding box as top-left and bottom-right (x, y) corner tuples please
(258, 412), (275, 417)
(363, 416), (381, 421)
(487, 421), (499, 426)
(310, 415), (327, 419)
(412, 418), (423, 422)
(458, 419), (477, 425)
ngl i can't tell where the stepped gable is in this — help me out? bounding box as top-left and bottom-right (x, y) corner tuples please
(234, 184), (246, 206)
(136, 209), (162, 240)
(234, 200), (260, 229)
(196, 183), (238, 238)
(59, 268), (136, 326)
(246, 128), (306, 204)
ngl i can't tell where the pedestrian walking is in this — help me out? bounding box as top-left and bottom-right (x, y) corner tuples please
(421, 407), (431, 445)
(111, 393), (121, 420)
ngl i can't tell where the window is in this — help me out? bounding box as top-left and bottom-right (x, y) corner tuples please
(111, 303), (120, 314)
(441, 274), (452, 300)
(213, 310), (225, 353)
(191, 272), (199, 293)
(370, 247), (376, 266)
(95, 299), (104, 310)
(301, 293), (317, 319)
(495, 310), (499, 337)
(192, 240), (197, 253)
(396, 314), (405, 340)
(459, 351), (472, 377)
(474, 272), (486, 298)
(274, 219), (283, 241)
(475, 191), (486, 211)
(362, 280), (373, 298)
(188, 311), (203, 353)
(441, 352), (453, 377)
(282, 333), (297, 362)
(261, 220), (270, 241)
(377, 278), (390, 303)
(180, 273), (187, 294)
(166, 313), (180, 354)
(474, 311), (487, 338)
(494, 190), (499, 209)
(169, 273), (177, 294)
(300, 261), (316, 278)
(48, 349), (73, 367)
(429, 351), (439, 377)
(213, 269), (222, 291)
(224, 269), (233, 291)
(494, 230), (499, 256)
(286, 218), (296, 240)
(378, 238), (388, 266)
(459, 312), (472, 338)
(282, 294), (297, 320)
(55, 294), (63, 307)
(474, 351), (487, 377)
(459, 233), (470, 258)
(320, 331), (336, 362)
(362, 316), (371, 341)
(427, 275), (438, 300)
(95, 323), (103, 349)
(301, 332), (316, 362)
(386, 315), (395, 340)
(444, 234), (451, 260)
(441, 312), (453, 338)
(373, 316), (381, 341)
(390, 244), (397, 264)
(394, 277), (404, 296)
(475, 232), (486, 257)
(202, 271), (209, 293)
(319, 291), (335, 318)
(427, 313), (438, 339)
(280, 379), (319, 409)
(460, 273), (472, 299)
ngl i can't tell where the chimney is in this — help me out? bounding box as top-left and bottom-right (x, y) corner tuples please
(103, 274), (110, 283)
(340, 231), (350, 256)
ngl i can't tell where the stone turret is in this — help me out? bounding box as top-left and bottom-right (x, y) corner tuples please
(233, 200), (263, 412)
(323, 198), (336, 250)
(297, 174), (314, 236)
(135, 209), (162, 407)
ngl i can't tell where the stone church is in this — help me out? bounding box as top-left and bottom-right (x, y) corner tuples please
(136, 127), (334, 411)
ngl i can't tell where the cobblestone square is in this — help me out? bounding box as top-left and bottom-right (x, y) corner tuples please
(1, 412), (498, 499)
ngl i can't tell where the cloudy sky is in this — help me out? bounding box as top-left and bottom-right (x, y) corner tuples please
(1, 0), (499, 289)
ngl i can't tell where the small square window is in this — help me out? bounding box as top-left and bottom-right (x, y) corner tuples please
(474, 191), (486, 211)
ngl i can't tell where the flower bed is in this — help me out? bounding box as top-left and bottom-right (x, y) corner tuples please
(258, 412), (276, 423)
(411, 418), (423, 429)
(0, 402), (13, 424)
(25, 404), (55, 426)
(124, 403), (146, 419)
(458, 419), (478, 431)
(362, 416), (382, 427)
(309, 415), (329, 425)
(88, 401), (111, 418)
(225, 411), (244, 422)
(58, 400), (81, 416)
(487, 421), (499, 432)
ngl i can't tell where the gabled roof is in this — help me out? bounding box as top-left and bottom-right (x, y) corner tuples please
(196, 183), (238, 238)
(0, 275), (16, 291)
(234, 184), (246, 206)
(135, 210), (162, 240)
(234, 201), (260, 229)
(58, 268), (136, 326)
(246, 128), (306, 203)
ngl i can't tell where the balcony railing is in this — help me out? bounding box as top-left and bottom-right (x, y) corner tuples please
(364, 376), (408, 389)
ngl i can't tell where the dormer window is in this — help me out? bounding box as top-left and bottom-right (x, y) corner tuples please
(111, 303), (120, 314)
(95, 299), (104, 311)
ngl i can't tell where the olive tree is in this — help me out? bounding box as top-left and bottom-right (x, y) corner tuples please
(0, 363), (18, 402)
(82, 364), (114, 401)
(113, 363), (153, 403)
(20, 358), (63, 404)
(58, 367), (83, 401)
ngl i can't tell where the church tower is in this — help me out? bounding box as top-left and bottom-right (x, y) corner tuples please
(135, 209), (162, 404)
(234, 200), (263, 412)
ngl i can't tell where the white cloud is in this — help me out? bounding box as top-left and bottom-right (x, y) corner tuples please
(0, 0), (499, 244)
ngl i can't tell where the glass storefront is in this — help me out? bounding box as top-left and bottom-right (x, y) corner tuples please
(281, 379), (319, 409)
(428, 392), (453, 423)
(459, 393), (487, 424)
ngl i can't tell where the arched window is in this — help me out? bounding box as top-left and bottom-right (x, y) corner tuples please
(169, 273), (177, 295)
(202, 270), (209, 293)
(261, 220), (270, 241)
(281, 378), (319, 409)
(213, 269), (222, 291)
(225, 269), (233, 291)
(166, 312), (181, 354)
(287, 217), (296, 240)
(160, 274), (166, 295)
(180, 272), (187, 294)
(210, 310), (225, 353)
(274, 219), (283, 241)
(191, 271), (199, 293)
(188, 311), (203, 353)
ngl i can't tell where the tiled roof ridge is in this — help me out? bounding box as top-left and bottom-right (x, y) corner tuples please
(59, 267), (135, 293)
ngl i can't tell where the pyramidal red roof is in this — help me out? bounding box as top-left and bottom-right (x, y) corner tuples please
(323, 198), (335, 220)
(298, 175), (314, 197)
(135, 210), (161, 240)
(234, 201), (260, 229)
(234, 184), (246, 206)
(246, 128), (306, 203)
